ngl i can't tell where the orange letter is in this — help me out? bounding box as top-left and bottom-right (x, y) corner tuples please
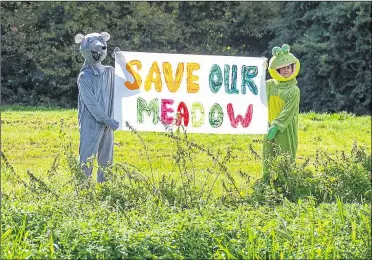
(187, 63), (200, 93)
(163, 62), (184, 92)
(145, 61), (162, 92)
(125, 60), (142, 90)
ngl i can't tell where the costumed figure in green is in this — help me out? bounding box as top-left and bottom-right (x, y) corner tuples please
(263, 44), (301, 174)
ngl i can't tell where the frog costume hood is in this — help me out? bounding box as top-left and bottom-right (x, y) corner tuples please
(268, 44), (300, 82)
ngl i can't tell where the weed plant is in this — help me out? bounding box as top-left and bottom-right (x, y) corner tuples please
(1, 109), (371, 259)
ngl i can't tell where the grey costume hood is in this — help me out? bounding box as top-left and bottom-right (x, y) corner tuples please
(75, 32), (110, 75)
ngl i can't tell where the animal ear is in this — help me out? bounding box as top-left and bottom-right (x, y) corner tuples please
(74, 33), (85, 44)
(282, 44), (290, 54)
(100, 32), (111, 41)
(272, 46), (282, 56)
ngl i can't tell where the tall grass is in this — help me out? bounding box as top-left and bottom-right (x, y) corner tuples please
(1, 109), (371, 258)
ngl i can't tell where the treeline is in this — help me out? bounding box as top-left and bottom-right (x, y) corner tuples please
(1, 1), (371, 114)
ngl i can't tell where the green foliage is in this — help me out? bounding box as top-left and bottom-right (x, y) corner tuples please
(2, 2), (370, 114)
(2, 190), (371, 259)
(252, 143), (371, 205)
(1, 109), (371, 258)
(269, 2), (371, 114)
(1, 2), (371, 114)
(1, 2), (277, 108)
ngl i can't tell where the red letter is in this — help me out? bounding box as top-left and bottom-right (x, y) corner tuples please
(161, 99), (174, 124)
(176, 102), (189, 127)
(227, 103), (253, 128)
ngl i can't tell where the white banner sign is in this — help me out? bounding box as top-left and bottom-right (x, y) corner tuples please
(114, 51), (268, 134)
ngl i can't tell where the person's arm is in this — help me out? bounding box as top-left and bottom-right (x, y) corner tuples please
(265, 80), (278, 140)
(271, 87), (300, 133)
(78, 75), (110, 123)
(265, 79), (272, 101)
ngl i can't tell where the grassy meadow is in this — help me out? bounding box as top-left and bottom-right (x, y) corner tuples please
(1, 106), (371, 259)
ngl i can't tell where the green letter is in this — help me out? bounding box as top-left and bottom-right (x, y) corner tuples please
(209, 64), (223, 93)
(209, 103), (224, 128)
(224, 64), (239, 94)
(191, 102), (205, 127)
(137, 97), (159, 124)
(241, 65), (258, 95)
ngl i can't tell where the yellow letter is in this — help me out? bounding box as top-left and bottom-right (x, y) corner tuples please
(187, 63), (200, 93)
(163, 62), (184, 93)
(145, 61), (162, 92)
(125, 60), (142, 90)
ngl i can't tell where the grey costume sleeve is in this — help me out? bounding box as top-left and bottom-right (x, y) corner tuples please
(78, 74), (110, 123)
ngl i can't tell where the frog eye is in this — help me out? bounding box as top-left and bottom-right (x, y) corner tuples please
(282, 44), (290, 54)
(272, 46), (282, 56)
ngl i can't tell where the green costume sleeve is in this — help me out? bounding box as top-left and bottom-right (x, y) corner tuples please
(265, 80), (272, 101)
(271, 87), (300, 133)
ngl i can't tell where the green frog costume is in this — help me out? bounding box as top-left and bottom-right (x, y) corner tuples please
(263, 44), (301, 174)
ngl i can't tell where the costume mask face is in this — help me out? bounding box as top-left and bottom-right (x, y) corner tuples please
(268, 44), (300, 82)
(74, 32), (111, 64)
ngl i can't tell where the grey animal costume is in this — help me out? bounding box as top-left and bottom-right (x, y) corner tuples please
(75, 32), (119, 182)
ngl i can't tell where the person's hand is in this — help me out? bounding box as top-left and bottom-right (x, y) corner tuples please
(267, 125), (278, 140)
(261, 56), (268, 70)
(112, 47), (124, 59)
(103, 119), (119, 130)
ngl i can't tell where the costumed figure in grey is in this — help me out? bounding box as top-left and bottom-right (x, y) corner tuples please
(74, 32), (120, 183)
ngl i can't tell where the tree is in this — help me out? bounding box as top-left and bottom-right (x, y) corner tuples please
(268, 2), (371, 114)
(4, 2), (369, 114)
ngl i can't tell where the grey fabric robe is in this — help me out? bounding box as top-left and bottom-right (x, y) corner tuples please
(75, 32), (118, 182)
(77, 65), (115, 182)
